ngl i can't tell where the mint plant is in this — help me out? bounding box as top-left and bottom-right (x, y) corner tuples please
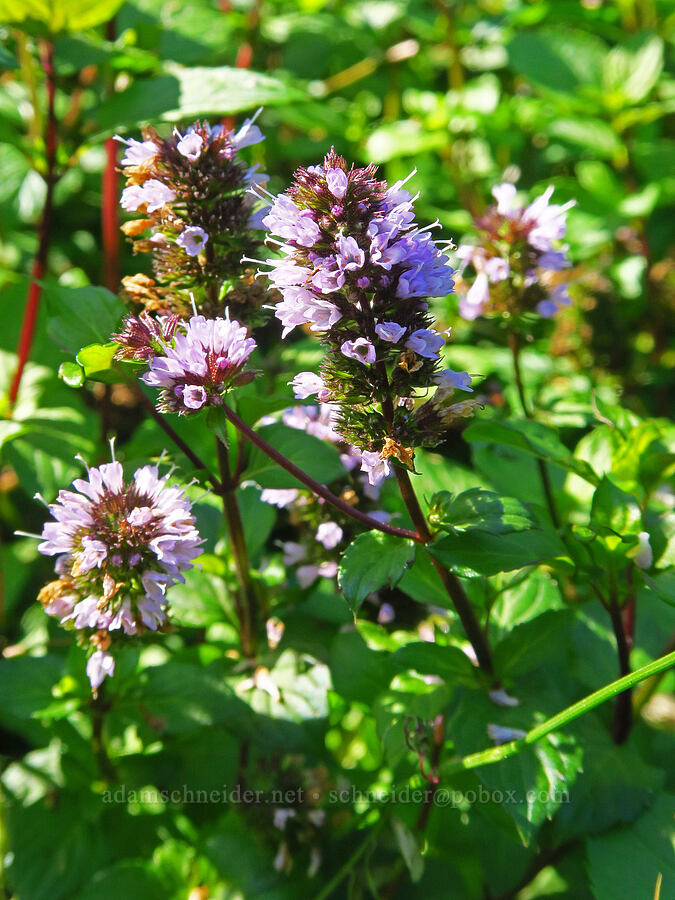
(1, 4), (673, 899)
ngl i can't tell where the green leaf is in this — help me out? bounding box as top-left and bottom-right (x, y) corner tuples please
(491, 570), (564, 630)
(642, 571), (675, 605)
(365, 121), (448, 163)
(392, 818), (425, 883)
(0, 44), (18, 68)
(398, 549), (454, 609)
(74, 862), (166, 900)
(95, 66), (304, 132)
(338, 532), (416, 614)
(392, 642), (476, 685)
(465, 419), (600, 486)
(590, 476), (642, 537)
(0, 656), (64, 743)
(137, 662), (247, 734)
(236, 484), (277, 561)
(546, 118), (622, 160)
(552, 717), (661, 843)
(586, 795), (675, 900)
(330, 630), (397, 704)
(245, 422), (345, 489)
(58, 361), (84, 388)
(429, 529), (570, 578)
(508, 28), (606, 94)
(75, 342), (130, 384)
(44, 285), (124, 356)
(167, 567), (230, 629)
(603, 34), (664, 105)
(592, 395), (641, 434)
(448, 684), (583, 844)
(0, 0), (125, 33)
(494, 610), (574, 677)
(5, 792), (103, 900)
(428, 488), (534, 535)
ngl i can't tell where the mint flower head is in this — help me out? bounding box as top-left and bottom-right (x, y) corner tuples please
(113, 312), (257, 415)
(36, 457), (203, 693)
(258, 149), (477, 462)
(457, 182), (575, 321)
(116, 112), (272, 322)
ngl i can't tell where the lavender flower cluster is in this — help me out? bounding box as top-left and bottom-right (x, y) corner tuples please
(457, 183), (575, 320)
(258, 149), (477, 477)
(37, 459), (202, 692)
(116, 113), (271, 320)
(113, 311), (256, 415)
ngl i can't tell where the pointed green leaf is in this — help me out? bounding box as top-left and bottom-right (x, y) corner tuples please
(338, 532), (416, 614)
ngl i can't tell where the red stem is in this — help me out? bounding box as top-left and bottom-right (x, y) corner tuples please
(135, 389), (223, 492)
(102, 138), (120, 292)
(9, 40), (57, 410)
(219, 402), (423, 543)
(102, 18), (120, 295)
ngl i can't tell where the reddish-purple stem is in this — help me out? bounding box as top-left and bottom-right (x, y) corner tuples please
(9, 40), (57, 409)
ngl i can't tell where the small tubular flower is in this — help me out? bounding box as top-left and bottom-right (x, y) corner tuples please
(36, 458), (203, 693)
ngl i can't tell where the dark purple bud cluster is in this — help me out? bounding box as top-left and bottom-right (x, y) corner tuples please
(116, 114), (273, 321)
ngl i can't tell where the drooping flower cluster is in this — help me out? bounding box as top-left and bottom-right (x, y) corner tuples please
(258, 149), (477, 464)
(116, 113), (274, 321)
(37, 459), (202, 692)
(456, 183), (575, 321)
(113, 312), (256, 415)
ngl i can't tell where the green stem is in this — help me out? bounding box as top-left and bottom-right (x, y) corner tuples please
(441, 651), (675, 777)
(216, 436), (258, 658)
(508, 332), (560, 530)
(90, 692), (116, 783)
(312, 826), (379, 900)
(633, 633), (675, 713)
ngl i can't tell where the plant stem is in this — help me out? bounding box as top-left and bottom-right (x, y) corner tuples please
(99, 25), (119, 441)
(135, 389), (222, 491)
(215, 436), (257, 658)
(101, 18), (120, 294)
(219, 402), (422, 543)
(439, 650), (675, 778)
(312, 826), (379, 900)
(395, 466), (494, 676)
(370, 308), (493, 676)
(609, 595), (634, 744)
(90, 692), (116, 782)
(416, 714), (445, 831)
(507, 331), (560, 529)
(9, 40), (57, 409)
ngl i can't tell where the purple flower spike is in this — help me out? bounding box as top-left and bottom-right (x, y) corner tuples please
(457, 181), (575, 321)
(259, 148), (471, 458)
